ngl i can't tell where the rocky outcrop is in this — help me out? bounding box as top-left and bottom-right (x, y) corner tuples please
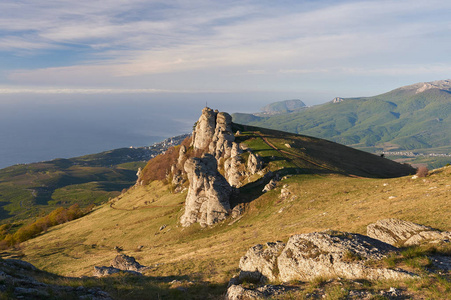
(247, 152), (263, 175)
(0, 259), (111, 299)
(209, 112), (235, 159)
(135, 167), (143, 186)
(192, 107), (217, 150)
(277, 230), (413, 282)
(238, 241), (285, 283)
(367, 218), (451, 247)
(180, 154), (232, 227)
(111, 254), (147, 272)
(192, 108), (235, 159)
(181, 107), (269, 224)
(226, 282), (290, 300)
(93, 254), (147, 277)
(232, 230), (415, 287)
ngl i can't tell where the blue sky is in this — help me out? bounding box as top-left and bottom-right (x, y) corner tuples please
(1, 0), (451, 104)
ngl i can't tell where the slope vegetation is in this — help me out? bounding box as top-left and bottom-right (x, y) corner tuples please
(3, 122), (446, 299)
(233, 80), (451, 168)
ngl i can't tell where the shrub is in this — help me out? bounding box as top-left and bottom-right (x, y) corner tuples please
(140, 137), (199, 184)
(0, 204), (89, 249)
(416, 166), (429, 177)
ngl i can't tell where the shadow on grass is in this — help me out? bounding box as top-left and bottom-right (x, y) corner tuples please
(230, 167), (330, 208)
(64, 273), (227, 300)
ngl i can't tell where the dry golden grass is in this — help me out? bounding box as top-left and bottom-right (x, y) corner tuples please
(6, 165), (449, 285)
(3, 128), (449, 299)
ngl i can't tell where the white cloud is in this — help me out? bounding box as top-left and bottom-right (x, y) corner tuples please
(2, 0), (451, 91)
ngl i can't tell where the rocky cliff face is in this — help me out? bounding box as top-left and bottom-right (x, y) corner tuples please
(178, 107), (265, 226)
(192, 107), (217, 150)
(180, 154), (232, 227)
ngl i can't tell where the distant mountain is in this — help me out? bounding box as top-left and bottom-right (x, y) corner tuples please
(259, 99), (306, 115)
(233, 80), (451, 168)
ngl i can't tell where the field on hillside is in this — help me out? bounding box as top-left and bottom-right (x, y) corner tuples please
(2, 128), (449, 299)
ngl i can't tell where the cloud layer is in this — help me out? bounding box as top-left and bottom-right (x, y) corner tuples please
(1, 0), (451, 98)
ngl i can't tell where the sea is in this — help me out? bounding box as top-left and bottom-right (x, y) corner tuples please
(0, 92), (288, 169)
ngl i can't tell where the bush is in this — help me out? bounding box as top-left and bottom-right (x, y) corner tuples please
(0, 204), (89, 249)
(416, 166), (429, 177)
(140, 137), (196, 184)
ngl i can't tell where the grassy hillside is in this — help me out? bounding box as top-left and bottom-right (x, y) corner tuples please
(0, 134), (191, 225)
(232, 83), (451, 168)
(3, 125), (447, 299)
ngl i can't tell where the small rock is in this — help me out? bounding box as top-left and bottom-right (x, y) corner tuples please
(262, 179), (277, 192)
(367, 218), (451, 246)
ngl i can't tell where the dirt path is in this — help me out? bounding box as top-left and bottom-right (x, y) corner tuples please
(255, 132), (336, 171)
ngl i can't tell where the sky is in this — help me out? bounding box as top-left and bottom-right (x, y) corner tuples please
(1, 0), (451, 104)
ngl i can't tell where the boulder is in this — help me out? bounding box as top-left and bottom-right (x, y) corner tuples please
(239, 241), (285, 283)
(277, 230), (414, 282)
(367, 218), (451, 247)
(93, 266), (121, 277)
(181, 154), (232, 227)
(247, 152), (263, 175)
(93, 266), (142, 277)
(262, 179), (277, 192)
(226, 283), (289, 300)
(111, 254), (147, 272)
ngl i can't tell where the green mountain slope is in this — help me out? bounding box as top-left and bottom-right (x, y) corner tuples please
(233, 80), (451, 168)
(0, 135), (188, 224)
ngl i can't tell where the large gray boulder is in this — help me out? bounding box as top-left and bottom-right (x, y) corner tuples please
(238, 241), (286, 283)
(181, 154), (232, 227)
(111, 254), (147, 272)
(226, 283), (289, 300)
(277, 230), (413, 282)
(367, 218), (451, 247)
(93, 254), (147, 277)
(234, 230), (416, 285)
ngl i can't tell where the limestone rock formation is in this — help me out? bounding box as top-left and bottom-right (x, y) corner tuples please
(93, 254), (147, 277)
(209, 112), (235, 159)
(277, 230), (413, 282)
(262, 179), (277, 192)
(238, 241), (285, 283)
(111, 254), (147, 272)
(180, 154), (232, 227)
(135, 167), (143, 186)
(224, 144), (246, 187)
(0, 259), (112, 299)
(192, 107), (217, 150)
(177, 145), (187, 166)
(247, 152), (263, 175)
(367, 218), (451, 247)
(226, 282), (290, 300)
(233, 230), (415, 286)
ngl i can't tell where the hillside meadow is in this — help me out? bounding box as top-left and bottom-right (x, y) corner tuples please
(2, 126), (449, 299)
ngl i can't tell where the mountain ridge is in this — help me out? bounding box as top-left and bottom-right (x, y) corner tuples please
(232, 80), (451, 168)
